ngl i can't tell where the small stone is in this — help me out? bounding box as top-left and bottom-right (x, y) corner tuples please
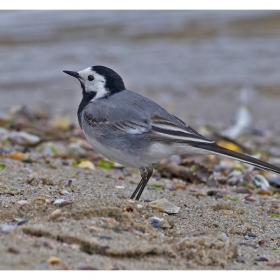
(115, 185), (125, 189)
(255, 257), (268, 262)
(235, 257), (246, 263)
(8, 131), (40, 146)
(99, 236), (112, 240)
(257, 189), (273, 196)
(0, 224), (16, 233)
(149, 217), (163, 228)
(244, 236), (250, 240)
(7, 247), (19, 254)
(258, 240), (266, 246)
(17, 219), (29, 226)
(50, 209), (62, 218)
(17, 200), (29, 206)
(233, 188), (253, 194)
(245, 195), (256, 202)
(248, 232), (257, 238)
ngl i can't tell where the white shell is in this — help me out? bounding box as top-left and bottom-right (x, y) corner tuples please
(17, 200), (29, 206)
(149, 198), (180, 214)
(253, 174), (270, 190)
(53, 199), (66, 205)
(9, 131), (40, 145)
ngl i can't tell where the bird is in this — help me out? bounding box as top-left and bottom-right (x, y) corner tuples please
(63, 65), (280, 201)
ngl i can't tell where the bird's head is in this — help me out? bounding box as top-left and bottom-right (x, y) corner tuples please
(63, 65), (125, 101)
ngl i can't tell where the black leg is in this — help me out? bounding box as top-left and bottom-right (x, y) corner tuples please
(130, 165), (153, 201)
(130, 177), (144, 200)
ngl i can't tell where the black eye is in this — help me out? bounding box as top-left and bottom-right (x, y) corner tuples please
(88, 75), (94, 81)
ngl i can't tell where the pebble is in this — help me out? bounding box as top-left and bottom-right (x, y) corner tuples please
(115, 185), (125, 189)
(50, 209), (62, 218)
(149, 217), (163, 228)
(255, 257), (268, 262)
(258, 240), (266, 246)
(245, 195), (256, 202)
(8, 131), (40, 146)
(17, 219), (30, 226)
(244, 236), (250, 240)
(248, 232), (257, 238)
(233, 187), (253, 194)
(0, 224), (16, 233)
(17, 200), (29, 206)
(235, 257), (246, 263)
(257, 189), (273, 196)
(99, 235), (112, 240)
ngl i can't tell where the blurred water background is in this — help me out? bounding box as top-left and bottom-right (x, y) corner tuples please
(0, 10), (280, 129)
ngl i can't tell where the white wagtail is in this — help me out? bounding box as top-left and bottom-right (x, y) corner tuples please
(64, 66), (280, 200)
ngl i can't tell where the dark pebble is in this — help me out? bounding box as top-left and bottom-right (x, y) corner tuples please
(235, 257), (246, 263)
(248, 232), (257, 238)
(78, 265), (97, 270)
(151, 221), (162, 228)
(268, 177), (280, 187)
(233, 188), (253, 194)
(144, 199), (152, 203)
(17, 219), (29, 226)
(99, 235), (112, 240)
(255, 257), (268, 262)
(258, 240), (266, 246)
(239, 243), (258, 249)
(7, 247), (19, 254)
(207, 190), (226, 198)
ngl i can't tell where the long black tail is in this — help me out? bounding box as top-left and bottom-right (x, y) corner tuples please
(195, 143), (280, 175)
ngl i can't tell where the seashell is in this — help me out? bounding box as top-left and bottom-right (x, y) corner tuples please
(257, 189), (273, 196)
(53, 199), (72, 206)
(59, 190), (70, 195)
(78, 160), (95, 170)
(149, 198), (180, 214)
(47, 256), (60, 265)
(253, 174), (270, 190)
(50, 209), (62, 218)
(115, 185), (125, 189)
(17, 200), (29, 206)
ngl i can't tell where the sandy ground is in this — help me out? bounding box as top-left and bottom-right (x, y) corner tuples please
(1, 152), (280, 270)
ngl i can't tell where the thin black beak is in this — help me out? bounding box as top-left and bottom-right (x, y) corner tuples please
(63, 70), (80, 79)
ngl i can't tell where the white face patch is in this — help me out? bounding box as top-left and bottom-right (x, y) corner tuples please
(78, 67), (108, 100)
